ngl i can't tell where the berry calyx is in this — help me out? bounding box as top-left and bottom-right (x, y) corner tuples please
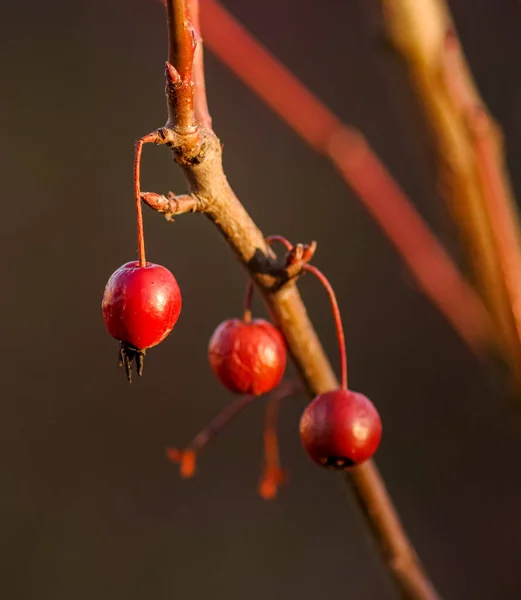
(208, 318), (287, 396)
(299, 389), (382, 468)
(102, 261), (182, 380)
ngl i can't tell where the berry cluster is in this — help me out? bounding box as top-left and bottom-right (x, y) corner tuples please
(101, 143), (382, 496)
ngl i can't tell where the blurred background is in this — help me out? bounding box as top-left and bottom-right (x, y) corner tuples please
(2, 0), (521, 598)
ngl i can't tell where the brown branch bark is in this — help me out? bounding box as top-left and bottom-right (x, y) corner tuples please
(185, 0), (212, 128)
(380, 0), (521, 383)
(143, 1), (442, 598)
(165, 0), (198, 137)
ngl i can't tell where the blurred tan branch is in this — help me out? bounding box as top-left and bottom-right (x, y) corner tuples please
(381, 0), (521, 382)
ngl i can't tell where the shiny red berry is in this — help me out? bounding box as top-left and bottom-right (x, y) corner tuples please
(299, 389), (382, 468)
(102, 261), (182, 380)
(102, 261), (182, 349)
(208, 318), (287, 396)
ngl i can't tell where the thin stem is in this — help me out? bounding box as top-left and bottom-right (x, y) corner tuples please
(134, 132), (162, 267)
(134, 139), (147, 267)
(243, 281), (254, 323)
(259, 391), (283, 499)
(166, 393), (256, 477)
(303, 264), (348, 391)
(265, 234), (293, 252)
(258, 380), (301, 500)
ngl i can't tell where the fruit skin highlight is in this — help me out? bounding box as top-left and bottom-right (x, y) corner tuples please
(102, 261), (182, 351)
(208, 318), (287, 396)
(299, 389), (382, 469)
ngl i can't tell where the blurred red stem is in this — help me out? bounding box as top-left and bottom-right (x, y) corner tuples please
(199, 0), (492, 353)
(186, 393), (256, 452)
(259, 381), (301, 500)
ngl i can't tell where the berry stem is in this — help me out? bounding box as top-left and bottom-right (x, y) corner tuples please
(166, 393), (257, 475)
(187, 392), (256, 450)
(134, 139), (148, 268)
(243, 280), (254, 323)
(133, 132), (160, 268)
(303, 264), (348, 391)
(265, 234), (293, 251)
(259, 380), (300, 500)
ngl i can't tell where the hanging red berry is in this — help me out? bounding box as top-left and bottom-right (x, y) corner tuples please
(207, 276), (287, 396)
(102, 261), (182, 380)
(208, 317), (286, 396)
(297, 264), (382, 468)
(102, 137), (183, 381)
(299, 389), (382, 468)
(102, 261), (181, 348)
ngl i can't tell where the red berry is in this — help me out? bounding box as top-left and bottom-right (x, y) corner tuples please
(299, 389), (382, 468)
(208, 319), (286, 395)
(102, 261), (182, 350)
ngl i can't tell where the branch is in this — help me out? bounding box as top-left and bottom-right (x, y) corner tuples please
(146, 2), (441, 598)
(380, 0), (521, 382)
(185, 0), (212, 128)
(165, 0), (199, 139)
(197, 0), (493, 356)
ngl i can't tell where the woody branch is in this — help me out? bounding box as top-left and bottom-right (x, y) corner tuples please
(141, 1), (441, 598)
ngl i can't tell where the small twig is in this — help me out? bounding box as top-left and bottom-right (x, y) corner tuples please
(141, 191), (200, 216)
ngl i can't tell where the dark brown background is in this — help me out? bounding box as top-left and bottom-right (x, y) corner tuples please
(2, 1), (521, 598)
